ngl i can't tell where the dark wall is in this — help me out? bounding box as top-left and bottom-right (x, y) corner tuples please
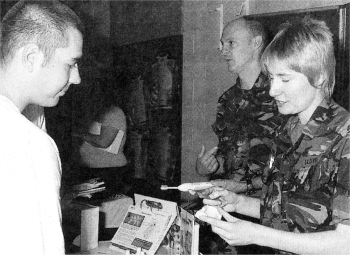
(110, 0), (182, 46)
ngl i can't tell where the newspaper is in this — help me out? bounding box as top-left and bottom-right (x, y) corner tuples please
(110, 194), (177, 255)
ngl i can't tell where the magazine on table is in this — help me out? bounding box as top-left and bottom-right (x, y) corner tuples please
(109, 194), (200, 255)
(110, 194), (177, 255)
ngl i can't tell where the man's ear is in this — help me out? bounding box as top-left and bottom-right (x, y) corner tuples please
(22, 44), (43, 72)
(253, 35), (263, 50)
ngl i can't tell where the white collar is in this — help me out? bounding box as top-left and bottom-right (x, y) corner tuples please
(0, 95), (21, 113)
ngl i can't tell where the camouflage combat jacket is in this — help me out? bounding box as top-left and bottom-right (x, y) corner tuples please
(261, 99), (350, 237)
(212, 72), (285, 176)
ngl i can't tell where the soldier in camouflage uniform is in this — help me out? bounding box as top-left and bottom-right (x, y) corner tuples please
(197, 18), (350, 254)
(196, 17), (285, 195)
(211, 71), (286, 194)
(261, 99), (350, 235)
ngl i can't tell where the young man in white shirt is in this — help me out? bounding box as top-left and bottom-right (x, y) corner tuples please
(0, 1), (83, 254)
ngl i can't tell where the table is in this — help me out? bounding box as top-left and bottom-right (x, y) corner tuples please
(66, 241), (170, 255)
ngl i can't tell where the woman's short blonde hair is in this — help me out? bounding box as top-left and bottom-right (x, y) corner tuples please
(261, 17), (335, 100)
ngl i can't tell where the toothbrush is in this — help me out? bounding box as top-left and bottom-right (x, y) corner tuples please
(160, 182), (213, 192)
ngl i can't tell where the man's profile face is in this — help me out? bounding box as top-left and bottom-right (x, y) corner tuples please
(221, 20), (256, 75)
(34, 27), (83, 107)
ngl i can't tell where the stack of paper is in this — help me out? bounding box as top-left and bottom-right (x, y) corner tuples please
(73, 178), (106, 197)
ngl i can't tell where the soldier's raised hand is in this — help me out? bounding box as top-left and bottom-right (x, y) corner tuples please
(196, 145), (219, 175)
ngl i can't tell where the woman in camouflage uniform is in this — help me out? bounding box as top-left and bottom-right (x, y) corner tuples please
(197, 18), (350, 254)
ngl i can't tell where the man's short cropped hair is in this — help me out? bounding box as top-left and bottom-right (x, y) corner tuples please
(242, 16), (268, 56)
(261, 17), (335, 100)
(0, 0), (84, 68)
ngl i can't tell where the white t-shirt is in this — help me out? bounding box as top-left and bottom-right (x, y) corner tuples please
(0, 96), (65, 255)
